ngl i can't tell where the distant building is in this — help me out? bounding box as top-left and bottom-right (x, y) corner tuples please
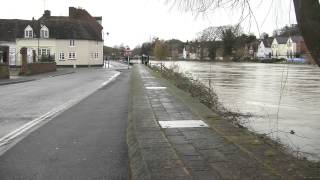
(257, 38), (273, 59)
(286, 36), (305, 58)
(271, 37), (288, 59)
(0, 7), (103, 66)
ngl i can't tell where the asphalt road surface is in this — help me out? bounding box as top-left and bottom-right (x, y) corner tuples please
(0, 68), (120, 138)
(0, 70), (130, 180)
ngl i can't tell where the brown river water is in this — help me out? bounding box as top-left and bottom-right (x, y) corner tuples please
(159, 61), (320, 161)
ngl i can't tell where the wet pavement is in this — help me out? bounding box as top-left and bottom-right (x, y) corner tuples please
(129, 64), (286, 180)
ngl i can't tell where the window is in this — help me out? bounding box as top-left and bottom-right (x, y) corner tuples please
(69, 40), (75, 46)
(40, 25), (49, 38)
(59, 52), (65, 60)
(38, 49), (50, 56)
(68, 52), (76, 60)
(94, 52), (99, 59)
(41, 49), (46, 55)
(24, 25), (33, 38)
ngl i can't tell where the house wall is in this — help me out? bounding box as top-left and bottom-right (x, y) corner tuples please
(257, 42), (272, 58)
(55, 40), (103, 66)
(16, 39), (103, 66)
(0, 41), (16, 66)
(16, 38), (56, 66)
(271, 41), (287, 59)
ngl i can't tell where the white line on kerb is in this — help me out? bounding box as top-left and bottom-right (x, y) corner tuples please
(0, 71), (121, 149)
(0, 99), (77, 147)
(102, 72), (120, 86)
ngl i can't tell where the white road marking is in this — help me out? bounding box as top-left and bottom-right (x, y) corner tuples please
(158, 120), (208, 128)
(145, 86), (167, 90)
(102, 72), (121, 86)
(0, 71), (121, 151)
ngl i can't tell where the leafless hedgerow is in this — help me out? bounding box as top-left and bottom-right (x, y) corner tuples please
(149, 63), (251, 128)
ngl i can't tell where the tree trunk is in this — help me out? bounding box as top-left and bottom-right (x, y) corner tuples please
(293, 0), (320, 66)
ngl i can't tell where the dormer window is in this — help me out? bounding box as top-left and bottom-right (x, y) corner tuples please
(24, 25), (33, 38)
(40, 25), (49, 38)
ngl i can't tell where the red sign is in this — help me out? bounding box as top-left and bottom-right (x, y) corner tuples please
(124, 47), (132, 56)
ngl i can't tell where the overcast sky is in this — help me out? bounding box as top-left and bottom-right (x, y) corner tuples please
(1, 0), (296, 48)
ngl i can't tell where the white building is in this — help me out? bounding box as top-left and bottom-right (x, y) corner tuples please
(0, 7), (103, 67)
(271, 37), (289, 59)
(256, 39), (273, 59)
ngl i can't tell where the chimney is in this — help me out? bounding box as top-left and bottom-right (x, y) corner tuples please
(43, 10), (51, 17)
(69, 7), (77, 18)
(95, 16), (102, 25)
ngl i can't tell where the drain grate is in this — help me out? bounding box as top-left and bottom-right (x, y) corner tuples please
(158, 120), (208, 128)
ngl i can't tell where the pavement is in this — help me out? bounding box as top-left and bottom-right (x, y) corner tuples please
(128, 64), (319, 180)
(0, 69), (131, 180)
(0, 68), (76, 86)
(0, 60), (129, 86)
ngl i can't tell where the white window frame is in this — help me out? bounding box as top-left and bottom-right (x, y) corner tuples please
(24, 25), (33, 38)
(94, 52), (99, 59)
(69, 40), (75, 47)
(40, 25), (49, 38)
(38, 49), (50, 56)
(59, 52), (65, 60)
(68, 52), (76, 60)
(41, 49), (46, 55)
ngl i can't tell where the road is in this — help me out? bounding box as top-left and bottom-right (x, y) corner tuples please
(0, 68), (130, 179)
(0, 66), (120, 138)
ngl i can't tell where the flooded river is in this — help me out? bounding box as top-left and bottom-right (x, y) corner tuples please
(161, 61), (320, 161)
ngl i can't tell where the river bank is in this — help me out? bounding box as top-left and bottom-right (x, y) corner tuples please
(128, 64), (319, 180)
(152, 61), (320, 162)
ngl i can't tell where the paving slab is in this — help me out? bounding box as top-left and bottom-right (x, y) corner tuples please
(128, 64), (288, 180)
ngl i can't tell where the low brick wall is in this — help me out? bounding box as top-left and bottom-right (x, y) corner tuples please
(0, 64), (9, 79)
(25, 62), (57, 75)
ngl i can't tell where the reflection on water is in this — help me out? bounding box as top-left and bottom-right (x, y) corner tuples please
(162, 61), (320, 161)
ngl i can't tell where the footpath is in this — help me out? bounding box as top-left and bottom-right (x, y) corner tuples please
(0, 68), (75, 86)
(128, 64), (319, 180)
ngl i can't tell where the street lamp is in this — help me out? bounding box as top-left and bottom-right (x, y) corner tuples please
(104, 32), (110, 68)
(37, 24), (45, 62)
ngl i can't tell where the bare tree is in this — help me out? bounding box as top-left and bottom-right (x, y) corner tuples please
(166, 0), (320, 66)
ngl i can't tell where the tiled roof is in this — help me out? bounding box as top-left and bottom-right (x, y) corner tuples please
(0, 9), (103, 42)
(275, 37), (288, 44)
(290, 36), (304, 43)
(0, 19), (32, 41)
(38, 16), (103, 41)
(261, 38), (273, 48)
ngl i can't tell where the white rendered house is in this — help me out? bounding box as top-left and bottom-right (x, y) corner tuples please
(257, 39), (272, 59)
(271, 37), (289, 59)
(0, 7), (104, 67)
